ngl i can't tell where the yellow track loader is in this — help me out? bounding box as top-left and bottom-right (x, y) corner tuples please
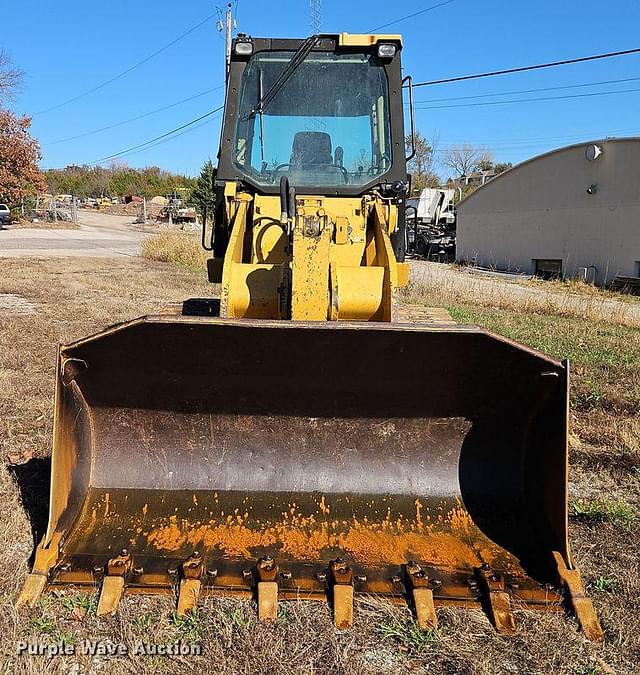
(19, 33), (602, 640)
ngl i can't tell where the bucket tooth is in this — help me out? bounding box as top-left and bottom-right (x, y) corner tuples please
(476, 564), (516, 635)
(177, 553), (204, 617)
(97, 551), (132, 617)
(553, 552), (604, 643)
(330, 559), (354, 630)
(16, 534), (62, 608)
(404, 562), (438, 632)
(256, 557), (279, 622)
(97, 577), (126, 617)
(16, 574), (48, 609)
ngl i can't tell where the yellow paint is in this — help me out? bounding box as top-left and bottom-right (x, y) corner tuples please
(330, 265), (385, 321)
(219, 192), (409, 322)
(291, 213), (331, 321)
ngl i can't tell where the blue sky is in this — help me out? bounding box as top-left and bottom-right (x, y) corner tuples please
(3, 0), (640, 177)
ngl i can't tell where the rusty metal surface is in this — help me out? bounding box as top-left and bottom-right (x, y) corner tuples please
(553, 550), (604, 642)
(41, 317), (569, 610)
(476, 563), (517, 635)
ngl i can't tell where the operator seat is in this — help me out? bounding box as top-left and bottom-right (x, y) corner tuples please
(288, 131), (346, 184)
(290, 131), (333, 167)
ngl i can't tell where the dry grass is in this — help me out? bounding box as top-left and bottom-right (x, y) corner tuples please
(12, 221), (79, 230)
(407, 261), (640, 328)
(539, 276), (639, 304)
(141, 231), (209, 269)
(0, 257), (639, 673)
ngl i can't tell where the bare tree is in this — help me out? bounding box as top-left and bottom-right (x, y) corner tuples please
(0, 50), (23, 103)
(406, 130), (440, 190)
(442, 144), (493, 178)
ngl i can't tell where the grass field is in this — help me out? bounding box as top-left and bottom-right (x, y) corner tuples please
(1, 255), (638, 674)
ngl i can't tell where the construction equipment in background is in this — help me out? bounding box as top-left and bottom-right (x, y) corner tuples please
(161, 189), (198, 226)
(18, 33), (602, 642)
(95, 197), (114, 210)
(406, 188), (456, 260)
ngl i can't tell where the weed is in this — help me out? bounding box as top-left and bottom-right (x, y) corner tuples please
(588, 575), (621, 594)
(61, 592), (97, 615)
(574, 664), (603, 675)
(130, 612), (156, 632)
(54, 630), (78, 645)
(168, 610), (203, 642)
(228, 607), (254, 629)
(29, 616), (56, 634)
(28, 617), (77, 644)
(376, 616), (439, 653)
(572, 498), (637, 525)
(575, 390), (603, 410)
(277, 604), (292, 624)
(36, 595), (53, 611)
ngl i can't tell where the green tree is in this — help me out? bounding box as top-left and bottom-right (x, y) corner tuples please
(43, 165), (196, 199)
(190, 160), (217, 216)
(493, 161), (513, 175)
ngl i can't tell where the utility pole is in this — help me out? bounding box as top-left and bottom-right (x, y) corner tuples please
(225, 3), (233, 82)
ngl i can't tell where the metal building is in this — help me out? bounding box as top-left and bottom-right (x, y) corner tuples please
(456, 138), (640, 286)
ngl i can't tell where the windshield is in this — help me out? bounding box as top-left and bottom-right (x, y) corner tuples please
(233, 51), (392, 188)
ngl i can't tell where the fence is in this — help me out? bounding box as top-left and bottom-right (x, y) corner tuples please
(22, 195), (78, 225)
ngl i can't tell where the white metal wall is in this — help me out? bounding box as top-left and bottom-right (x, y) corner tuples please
(456, 138), (640, 285)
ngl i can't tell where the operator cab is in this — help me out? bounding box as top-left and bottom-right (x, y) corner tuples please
(218, 34), (407, 196)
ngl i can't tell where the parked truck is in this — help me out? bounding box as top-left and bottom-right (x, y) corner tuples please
(406, 187), (456, 260)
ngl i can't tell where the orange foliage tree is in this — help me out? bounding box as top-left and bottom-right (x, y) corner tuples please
(0, 109), (46, 205)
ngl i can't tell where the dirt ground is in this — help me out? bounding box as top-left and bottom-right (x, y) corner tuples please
(0, 257), (638, 674)
(0, 211), (145, 258)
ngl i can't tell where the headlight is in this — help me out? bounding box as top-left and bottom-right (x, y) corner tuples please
(377, 44), (397, 59)
(235, 41), (253, 56)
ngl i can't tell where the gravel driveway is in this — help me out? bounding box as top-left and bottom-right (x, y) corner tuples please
(0, 210), (147, 258)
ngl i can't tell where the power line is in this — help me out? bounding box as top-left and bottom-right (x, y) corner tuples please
(44, 87), (223, 146)
(413, 75), (640, 104)
(93, 114), (222, 165)
(412, 47), (640, 88)
(438, 126), (640, 147)
(368, 0), (457, 32)
(415, 85), (640, 110)
(34, 13), (216, 116)
(89, 106), (224, 164)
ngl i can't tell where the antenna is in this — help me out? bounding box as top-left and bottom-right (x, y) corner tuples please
(310, 0), (321, 34)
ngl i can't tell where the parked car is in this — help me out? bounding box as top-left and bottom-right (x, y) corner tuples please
(0, 204), (11, 228)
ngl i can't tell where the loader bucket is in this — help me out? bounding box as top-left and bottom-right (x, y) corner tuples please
(25, 315), (594, 631)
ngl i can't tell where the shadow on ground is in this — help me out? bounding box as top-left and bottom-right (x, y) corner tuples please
(8, 457), (51, 559)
